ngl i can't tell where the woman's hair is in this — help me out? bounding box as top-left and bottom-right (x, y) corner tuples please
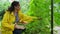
(7, 1), (19, 13)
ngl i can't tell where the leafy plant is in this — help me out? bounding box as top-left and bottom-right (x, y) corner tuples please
(24, 0), (51, 34)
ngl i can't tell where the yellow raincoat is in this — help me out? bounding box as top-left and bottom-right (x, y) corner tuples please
(1, 10), (37, 34)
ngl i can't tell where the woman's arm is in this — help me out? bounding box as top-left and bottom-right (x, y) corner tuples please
(31, 16), (42, 20)
(18, 11), (33, 23)
(18, 11), (42, 24)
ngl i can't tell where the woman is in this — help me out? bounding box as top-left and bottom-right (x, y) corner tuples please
(1, 1), (40, 34)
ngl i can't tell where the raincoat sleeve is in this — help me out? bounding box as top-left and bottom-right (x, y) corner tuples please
(19, 11), (38, 23)
(2, 11), (15, 31)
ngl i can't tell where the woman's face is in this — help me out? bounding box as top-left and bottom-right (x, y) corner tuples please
(14, 4), (20, 11)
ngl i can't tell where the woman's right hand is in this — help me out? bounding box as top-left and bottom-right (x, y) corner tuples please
(14, 24), (25, 29)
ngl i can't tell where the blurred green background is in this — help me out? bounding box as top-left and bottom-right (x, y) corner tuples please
(0, 0), (51, 34)
(53, 0), (60, 26)
(53, 0), (60, 34)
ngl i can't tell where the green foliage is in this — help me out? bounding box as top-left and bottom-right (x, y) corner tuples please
(0, 0), (11, 20)
(24, 0), (51, 34)
(53, 0), (60, 26)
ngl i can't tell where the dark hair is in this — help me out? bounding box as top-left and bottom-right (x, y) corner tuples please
(7, 1), (19, 13)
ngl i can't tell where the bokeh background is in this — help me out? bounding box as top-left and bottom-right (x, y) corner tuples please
(53, 0), (60, 34)
(0, 0), (51, 34)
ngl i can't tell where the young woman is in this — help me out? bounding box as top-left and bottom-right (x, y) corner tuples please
(1, 1), (40, 34)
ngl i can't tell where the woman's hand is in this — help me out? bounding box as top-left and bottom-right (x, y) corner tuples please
(14, 23), (25, 29)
